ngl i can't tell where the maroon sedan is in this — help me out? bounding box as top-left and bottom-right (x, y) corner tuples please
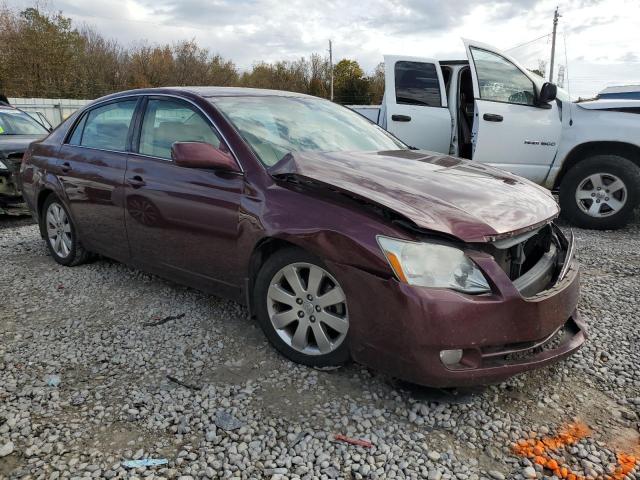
(20, 87), (584, 387)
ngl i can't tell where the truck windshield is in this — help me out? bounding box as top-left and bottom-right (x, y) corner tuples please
(211, 95), (406, 166)
(0, 109), (49, 135)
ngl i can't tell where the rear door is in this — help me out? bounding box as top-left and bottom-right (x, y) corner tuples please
(57, 98), (139, 262)
(383, 55), (452, 153)
(463, 39), (561, 183)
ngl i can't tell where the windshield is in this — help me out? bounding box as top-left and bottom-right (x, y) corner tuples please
(211, 95), (406, 166)
(0, 109), (48, 135)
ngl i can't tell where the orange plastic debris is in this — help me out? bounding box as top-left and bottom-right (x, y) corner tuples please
(512, 422), (638, 480)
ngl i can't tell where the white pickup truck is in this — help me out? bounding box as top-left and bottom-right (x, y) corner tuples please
(350, 39), (640, 229)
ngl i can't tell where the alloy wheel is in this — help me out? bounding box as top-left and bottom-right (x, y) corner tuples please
(46, 202), (73, 258)
(575, 172), (627, 218)
(266, 262), (349, 356)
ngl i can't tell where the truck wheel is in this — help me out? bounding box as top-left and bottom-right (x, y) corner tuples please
(559, 155), (640, 230)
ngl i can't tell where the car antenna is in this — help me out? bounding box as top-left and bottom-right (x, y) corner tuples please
(563, 32), (574, 126)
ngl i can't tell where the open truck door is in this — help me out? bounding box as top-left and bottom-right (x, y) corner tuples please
(383, 55), (451, 153)
(463, 39), (561, 183)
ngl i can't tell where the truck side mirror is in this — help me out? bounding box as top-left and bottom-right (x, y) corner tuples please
(538, 82), (557, 105)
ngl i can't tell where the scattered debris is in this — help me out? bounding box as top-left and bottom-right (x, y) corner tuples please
(45, 374), (61, 387)
(166, 375), (201, 391)
(334, 434), (373, 448)
(143, 313), (185, 327)
(214, 410), (244, 431)
(513, 422), (638, 480)
(121, 458), (168, 469)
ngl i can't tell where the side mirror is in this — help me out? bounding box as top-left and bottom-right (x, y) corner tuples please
(171, 142), (240, 172)
(538, 82), (557, 104)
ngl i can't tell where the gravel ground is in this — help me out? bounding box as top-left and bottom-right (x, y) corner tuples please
(1, 213), (639, 480)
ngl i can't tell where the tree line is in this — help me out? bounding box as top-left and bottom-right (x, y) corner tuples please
(0, 6), (384, 104)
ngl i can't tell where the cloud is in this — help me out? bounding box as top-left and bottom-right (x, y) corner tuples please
(617, 51), (639, 62)
(4, 0), (639, 97)
(569, 15), (618, 34)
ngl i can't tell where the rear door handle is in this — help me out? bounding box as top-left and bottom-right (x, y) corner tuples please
(127, 175), (146, 188)
(483, 113), (503, 122)
(60, 162), (72, 173)
(391, 114), (412, 122)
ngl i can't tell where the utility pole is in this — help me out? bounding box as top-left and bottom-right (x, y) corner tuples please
(557, 65), (565, 88)
(549, 7), (560, 82)
(329, 39), (334, 101)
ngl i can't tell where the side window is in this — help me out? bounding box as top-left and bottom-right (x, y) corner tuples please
(139, 98), (221, 160)
(68, 113), (87, 145)
(79, 100), (137, 151)
(470, 48), (535, 106)
(394, 61), (442, 107)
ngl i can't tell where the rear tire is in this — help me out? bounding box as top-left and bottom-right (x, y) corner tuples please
(559, 155), (640, 230)
(253, 247), (350, 367)
(41, 195), (91, 266)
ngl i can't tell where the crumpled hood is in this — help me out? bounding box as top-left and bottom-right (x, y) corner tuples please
(269, 150), (559, 242)
(0, 135), (44, 157)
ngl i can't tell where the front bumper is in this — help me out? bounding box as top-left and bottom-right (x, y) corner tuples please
(328, 239), (583, 388)
(0, 161), (28, 215)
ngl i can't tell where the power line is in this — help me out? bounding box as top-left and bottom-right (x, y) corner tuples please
(505, 33), (552, 52)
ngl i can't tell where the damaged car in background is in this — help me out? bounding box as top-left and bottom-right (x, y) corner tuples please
(0, 101), (49, 215)
(20, 87), (584, 387)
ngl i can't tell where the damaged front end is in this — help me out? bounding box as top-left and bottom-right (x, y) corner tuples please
(480, 223), (575, 298)
(0, 152), (29, 215)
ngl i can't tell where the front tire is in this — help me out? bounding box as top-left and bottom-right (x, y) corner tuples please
(253, 248), (350, 367)
(559, 155), (640, 230)
(41, 195), (91, 266)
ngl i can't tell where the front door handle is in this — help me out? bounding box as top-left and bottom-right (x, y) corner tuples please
(391, 114), (412, 122)
(60, 162), (72, 173)
(127, 175), (146, 188)
(483, 113), (503, 122)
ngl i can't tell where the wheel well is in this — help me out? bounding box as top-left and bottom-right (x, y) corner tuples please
(246, 237), (301, 311)
(37, 189), (54, 216)
(36, 189), (54, 237)
(554, 141), (640, 189)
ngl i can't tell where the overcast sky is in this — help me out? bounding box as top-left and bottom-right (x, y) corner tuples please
(7, 0), (640, 98)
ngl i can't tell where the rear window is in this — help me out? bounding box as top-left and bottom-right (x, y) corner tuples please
(394, 61), (442, 107)
(71, 100), (137, 151)
(0, 109), (48, 135)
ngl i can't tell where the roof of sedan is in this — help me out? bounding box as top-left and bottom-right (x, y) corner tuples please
(150, 86), (313, 98)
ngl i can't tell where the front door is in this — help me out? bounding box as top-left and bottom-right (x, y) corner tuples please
(124, 96), (244, 296)
(383, 55), (452, 153)
(464, 40), (561, 183)
(57, 98), (139, 262)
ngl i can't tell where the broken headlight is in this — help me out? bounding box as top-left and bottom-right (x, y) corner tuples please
(377, 236), (491, 294)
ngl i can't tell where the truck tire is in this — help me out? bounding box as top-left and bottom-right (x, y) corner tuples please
(559, 154), (640, 230)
